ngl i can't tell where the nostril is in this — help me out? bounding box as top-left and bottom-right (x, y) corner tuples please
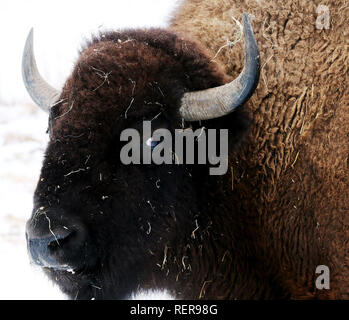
(26, 223), (85, 270)
(48, 229), (76, 252)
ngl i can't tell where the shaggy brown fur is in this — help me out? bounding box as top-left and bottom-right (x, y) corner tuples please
(171, 0), (349, 298)
(50, 28), (229, 139)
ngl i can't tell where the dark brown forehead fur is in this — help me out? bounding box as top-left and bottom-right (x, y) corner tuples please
(50, 28), (229, 142)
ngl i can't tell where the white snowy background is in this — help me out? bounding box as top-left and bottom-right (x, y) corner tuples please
(0, 0), (180, 299)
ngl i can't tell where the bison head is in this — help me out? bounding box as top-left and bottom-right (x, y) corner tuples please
(23, 14), (259, 299)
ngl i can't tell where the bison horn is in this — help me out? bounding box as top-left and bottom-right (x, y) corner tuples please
(22, 29), (61, 113)
(179, 13), (260, 121)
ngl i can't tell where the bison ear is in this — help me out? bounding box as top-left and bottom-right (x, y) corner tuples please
(179, 13), (260, 121)
(22, 28), (61, 113)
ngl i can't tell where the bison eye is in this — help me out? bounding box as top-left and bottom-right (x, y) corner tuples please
(145, 137), (160, 149)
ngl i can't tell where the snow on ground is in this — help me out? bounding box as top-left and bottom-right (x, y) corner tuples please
(0, 0), (179, 300)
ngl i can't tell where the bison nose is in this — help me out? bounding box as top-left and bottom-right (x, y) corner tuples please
(26, 220), (87, 271)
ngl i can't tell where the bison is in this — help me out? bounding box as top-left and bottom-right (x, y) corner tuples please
(23, 0), (348, 300)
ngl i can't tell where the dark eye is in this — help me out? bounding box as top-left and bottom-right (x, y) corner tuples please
(145, 137), (160, 149)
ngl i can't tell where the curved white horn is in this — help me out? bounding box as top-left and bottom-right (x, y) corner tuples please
(179, 13), (260, 121)
(22, 29), (61, 113)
